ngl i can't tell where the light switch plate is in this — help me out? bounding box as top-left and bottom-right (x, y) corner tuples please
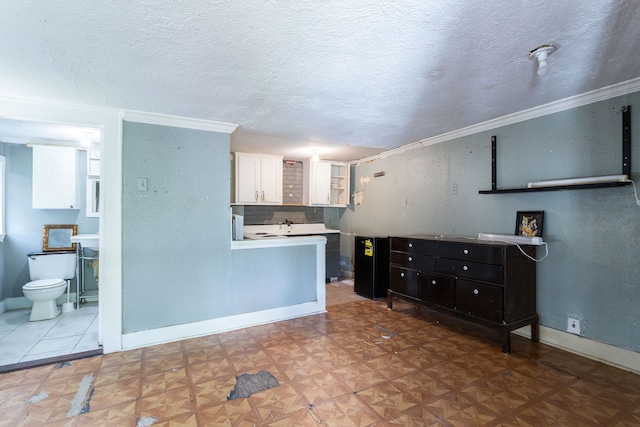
(137, 178), (148, 191)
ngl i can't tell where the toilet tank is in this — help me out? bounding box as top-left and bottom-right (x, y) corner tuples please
(27, 252), (76, 280)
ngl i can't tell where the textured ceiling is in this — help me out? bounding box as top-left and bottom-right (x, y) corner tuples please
(1, 1), (639, 161)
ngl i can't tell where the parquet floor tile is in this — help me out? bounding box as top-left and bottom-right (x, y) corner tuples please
(0, 283), (638, 426)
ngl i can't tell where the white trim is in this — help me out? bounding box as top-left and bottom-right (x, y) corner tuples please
(0, 155), (4, 240)
(353, 76), (640, 164)
(0, 96), (123, 354)
(514, 325), (640, 374)
(0, 299), (6, 314)
(123, 301), (326, 350)
(122, 110), (239, 134)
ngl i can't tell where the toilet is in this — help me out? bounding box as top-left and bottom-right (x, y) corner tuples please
(22, 252), (76, 321)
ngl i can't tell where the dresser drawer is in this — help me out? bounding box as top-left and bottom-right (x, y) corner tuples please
(390, 251), (435, 271)
(437, 258), (504, 283)
(438, 242), (504, 265)
(389, 266), (420, 298)
(390, 238), (437, 256)
(419, 273), (454, 309)
(455, 279), (503, 323)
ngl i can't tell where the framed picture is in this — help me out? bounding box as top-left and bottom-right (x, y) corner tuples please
(43, 224), (78, 252)
(515, 211), (544, 239)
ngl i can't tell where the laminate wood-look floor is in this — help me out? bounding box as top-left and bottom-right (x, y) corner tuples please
(1, 282), (639, 426)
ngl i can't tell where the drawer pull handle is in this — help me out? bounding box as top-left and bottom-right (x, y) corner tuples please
(473, 289), (479, 295)
(431, 280), (436, 285)
(463, 249), (469, 255)
(400, 272), (404, 277)
(463, 265), (468, 271)
(408, 256), (413, 262)
(408, 243), (413, 248)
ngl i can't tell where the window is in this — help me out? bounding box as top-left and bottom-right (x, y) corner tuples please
(0, 155), (4, 242)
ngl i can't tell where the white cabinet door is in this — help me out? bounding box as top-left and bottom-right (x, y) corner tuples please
(32, 145), (79, 209)
(235, 154), (261, 203)
(260, 155), (283, 204)
(310, 161), (331, 205)
(234, 153), (283, 204)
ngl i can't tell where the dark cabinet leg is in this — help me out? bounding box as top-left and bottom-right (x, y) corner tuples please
(502, 328), (511, 354)
(531, 317), (540, 343)
(387, 290), (393, 309)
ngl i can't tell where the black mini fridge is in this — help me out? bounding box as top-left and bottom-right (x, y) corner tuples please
(354, 236), (389, 299)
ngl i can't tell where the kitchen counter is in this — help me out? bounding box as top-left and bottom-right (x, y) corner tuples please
(231, 234), (326, 250)
(242, 223), (339, 240)
(232, 223), (340, 282)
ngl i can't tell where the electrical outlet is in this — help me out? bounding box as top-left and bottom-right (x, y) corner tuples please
(451, 183), (458, 195)
(567, 317), (581, 335)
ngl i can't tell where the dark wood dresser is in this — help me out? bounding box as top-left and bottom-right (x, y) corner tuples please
(388, 235), (538, 353)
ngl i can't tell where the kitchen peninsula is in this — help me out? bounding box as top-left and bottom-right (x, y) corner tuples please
(229, 231), (328, 328)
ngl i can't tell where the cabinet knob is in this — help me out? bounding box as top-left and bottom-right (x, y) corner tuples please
(463, 265), (468, 271)
(473, 289), (479, 295)
(431, 280), (437, 285)
(400, 272), (404, 277)
(408, 242), (413, 248)
(463, 249), (469, 255)
(408, 256), (412, 262)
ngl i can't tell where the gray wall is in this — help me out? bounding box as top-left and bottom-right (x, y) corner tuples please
(340, 93), (640, 352)
(230, 245), (317, 315)
(121, 122), (232, 333)
(1, 143), (99, 299)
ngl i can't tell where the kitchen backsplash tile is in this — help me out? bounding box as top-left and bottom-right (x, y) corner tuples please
(244, 205), (324, 225)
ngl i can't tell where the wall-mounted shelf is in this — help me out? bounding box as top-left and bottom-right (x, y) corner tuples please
(479, 181), (631, 194)
(480, 106), (632, 194)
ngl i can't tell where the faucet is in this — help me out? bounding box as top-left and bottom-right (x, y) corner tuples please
(285, 219), (293, 226)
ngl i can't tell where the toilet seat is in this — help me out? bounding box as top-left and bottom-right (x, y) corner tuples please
(23, 279), (66, 290)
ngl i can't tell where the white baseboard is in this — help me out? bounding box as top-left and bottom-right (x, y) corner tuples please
(122, 300), (326, 350)
(514, 325), (640, 374)
(0, 299), (6, 314)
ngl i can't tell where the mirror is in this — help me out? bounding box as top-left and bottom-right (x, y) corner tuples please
(43, 224), (78, 252)
(86, 178), (100, 217)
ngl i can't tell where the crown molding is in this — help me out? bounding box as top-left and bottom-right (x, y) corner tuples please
(122, 110), (239, 134)
(353, 77), (640, 164)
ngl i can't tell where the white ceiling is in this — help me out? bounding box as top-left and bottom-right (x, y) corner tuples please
(1, 1), (639, 161)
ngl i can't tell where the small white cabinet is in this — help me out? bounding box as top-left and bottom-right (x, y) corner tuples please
(32, 145), (79, 209)
(304, 160), (350, 206)
(233, 152), (283, 205)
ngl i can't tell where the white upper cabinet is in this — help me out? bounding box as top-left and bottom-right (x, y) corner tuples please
(309, 161), (332, 205)
(32, 145), (79, 209)
(304, 160), (350, 207)
(233, 152), (283, 205)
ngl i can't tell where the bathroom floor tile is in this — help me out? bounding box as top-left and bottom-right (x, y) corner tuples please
(0, 303), (100, 372)
(26, 335), (82, 357)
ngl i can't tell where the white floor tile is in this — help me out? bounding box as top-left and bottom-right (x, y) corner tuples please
(0, 304), (100, 368)
(74, 332), (99, 352)
(27, 335), (81, 356)
(45, 315), (95, 338)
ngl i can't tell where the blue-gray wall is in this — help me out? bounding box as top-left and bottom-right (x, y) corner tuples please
(121, 122), (232, 333)
(1, 143), (99, 299)
(340, 93), (640, 352)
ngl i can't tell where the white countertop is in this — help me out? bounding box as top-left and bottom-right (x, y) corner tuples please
(231, 234), (326, 250)
(243, 223), (339, 240)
